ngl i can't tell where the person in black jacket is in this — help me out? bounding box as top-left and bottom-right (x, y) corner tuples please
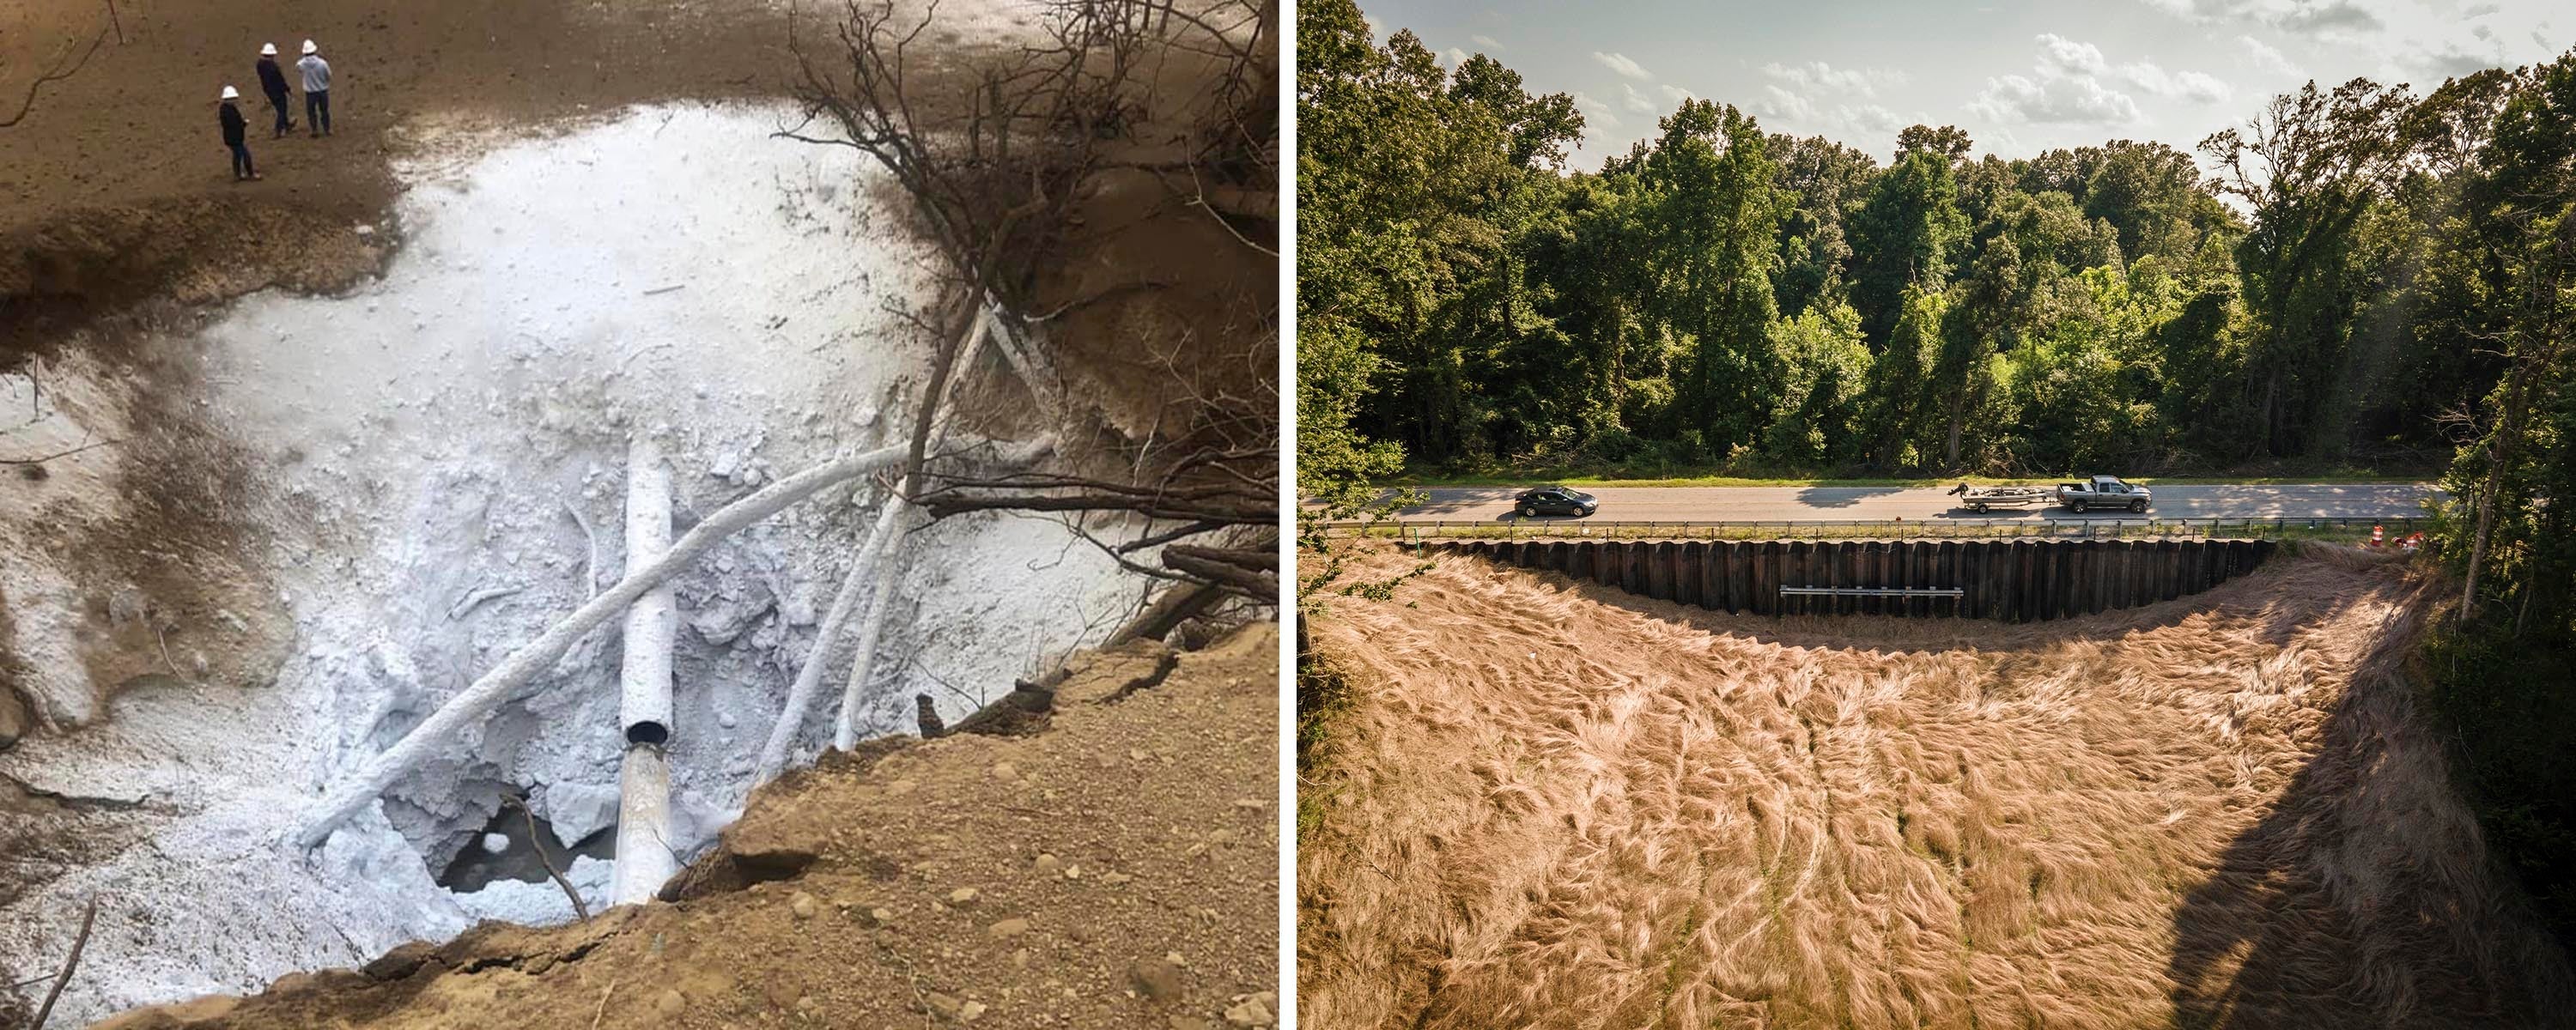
(219, 86), (259, 181)
(255, 43), (295, 138)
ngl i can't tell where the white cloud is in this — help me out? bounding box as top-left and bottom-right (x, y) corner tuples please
(1592, 51), (1653, 80)
(1573, 91), (1621, 130)
(1971, 36), (2148, 126)
(1445, 46), (1469, 67)
(1470, 33), (1504, 50)
(2410, 37), (2510, 78)
(1970, 33), (2223, 124)
(1971, 70), (2142, 124)
(1844, 104), (1911, 136)
(1761, 60), (1907, 98)
(1755, 60), (1913, 138)
(2118, 60), (2233, 103)
(1756, 85), (1816, 123)
(2037, 33), (2109, 76)
(2378, 0), (2562, 82)
(1660, 84), (1695, 105)
(1621, 82), (1656, 113)
(1753, 84), (1917, 143)
(2239, 35), (2304, 76)
(2137, 0), (2381, 34)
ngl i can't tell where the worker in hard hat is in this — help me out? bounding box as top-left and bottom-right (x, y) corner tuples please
(296, 39), (332, 137)
(255, 43), (296, 138)
(218, 86), (260, 181)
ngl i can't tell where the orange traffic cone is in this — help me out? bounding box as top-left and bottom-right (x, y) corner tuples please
(2370, 524), (2385, 548)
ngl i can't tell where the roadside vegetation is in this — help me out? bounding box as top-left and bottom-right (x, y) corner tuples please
(1299, 0), (2546, 481)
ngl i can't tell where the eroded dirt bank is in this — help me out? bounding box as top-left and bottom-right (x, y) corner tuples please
(0, 0), (1060, 347)
(1298, 545), (2576, 1029)
(94, 623), (1281, 1030)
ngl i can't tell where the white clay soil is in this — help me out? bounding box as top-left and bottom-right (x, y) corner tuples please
(0, 102), (1151, 1024)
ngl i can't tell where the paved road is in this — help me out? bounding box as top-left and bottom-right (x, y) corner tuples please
(1389, 483), (2439, 524)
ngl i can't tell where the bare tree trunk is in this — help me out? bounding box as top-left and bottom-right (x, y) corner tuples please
(2462, 369), (2526, 626)
(1105, 580), (1225, 647)
(752, 497), (901, 785)
(295, 443), (911, 847)
(830, 303), (993, 752)
(1942, 384), (1969, 468)
(830, 497), (915, 751)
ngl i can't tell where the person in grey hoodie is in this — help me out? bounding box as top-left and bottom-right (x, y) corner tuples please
(296, 39), (332, 137)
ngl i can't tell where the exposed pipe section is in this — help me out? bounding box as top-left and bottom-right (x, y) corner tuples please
(294, 442), (910, 848)
(611, 436), (678, 905)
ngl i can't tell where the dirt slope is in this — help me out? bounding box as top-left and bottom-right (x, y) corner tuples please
(0, 0), (1086, 349)
(1297, 546), (2575, 1029)
(90, 623), (1281, 1030)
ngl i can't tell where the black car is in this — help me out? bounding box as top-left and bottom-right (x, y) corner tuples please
(1515, 486), (1598, 518)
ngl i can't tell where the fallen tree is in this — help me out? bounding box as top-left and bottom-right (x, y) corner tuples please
(775, 0), (1279, 753)
(750, 497), (898, 787)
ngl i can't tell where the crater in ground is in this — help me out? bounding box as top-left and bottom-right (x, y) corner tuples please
(0, 101), (1156, 1024)
(1297, 544), (2576, 1029)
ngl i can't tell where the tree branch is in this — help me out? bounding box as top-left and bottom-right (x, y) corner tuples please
(1, 28), (109, 130)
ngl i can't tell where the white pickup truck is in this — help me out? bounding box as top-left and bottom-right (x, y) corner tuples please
(2055, 476), (2152, 513)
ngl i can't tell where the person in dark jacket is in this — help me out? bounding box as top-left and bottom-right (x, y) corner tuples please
(255, 43), (295, 138)
(219, 86), (259, 181)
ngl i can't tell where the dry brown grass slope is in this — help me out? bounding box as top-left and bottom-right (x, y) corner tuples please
(1297, 544), (2576, 1029)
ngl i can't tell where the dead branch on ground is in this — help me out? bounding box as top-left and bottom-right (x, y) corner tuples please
(0, 438), (120, 465)
(2, 27), (108, 130)
(503, 792), (591, 922)
(30, 897), (98, 1028)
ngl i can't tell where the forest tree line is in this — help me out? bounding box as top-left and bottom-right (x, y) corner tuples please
(1301, 0), (2545, 480)
(1298, 0), (2576, 941)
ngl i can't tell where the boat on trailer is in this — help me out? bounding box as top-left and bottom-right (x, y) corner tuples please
(1947, 482), (2056, 513)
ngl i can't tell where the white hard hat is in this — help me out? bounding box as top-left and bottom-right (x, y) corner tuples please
(221, 85), (240, 100)
(261, 42), (277, 56)
(301, 39), (318, 55)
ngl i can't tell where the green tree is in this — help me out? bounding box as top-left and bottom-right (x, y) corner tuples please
(1637, 100), (1785, 454)
(2202, 78), (2416, 458)
(1770, 134), (1880, 319)
(1851, 129), (1972, 346)
(1761, 302), (1872, 465)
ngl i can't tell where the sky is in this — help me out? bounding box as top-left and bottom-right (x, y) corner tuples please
(1352, 0), (2567, 167)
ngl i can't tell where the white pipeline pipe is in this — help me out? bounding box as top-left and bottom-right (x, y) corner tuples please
(620, 437), (676, 742)
(609, 743), (676, 905)
(294, 443), (910, 848)
(611, 436), (678, 906)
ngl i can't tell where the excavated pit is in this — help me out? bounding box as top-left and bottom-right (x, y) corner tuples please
(1298, 545), (2576, 1029)
(0, 102), (1154, 1024)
